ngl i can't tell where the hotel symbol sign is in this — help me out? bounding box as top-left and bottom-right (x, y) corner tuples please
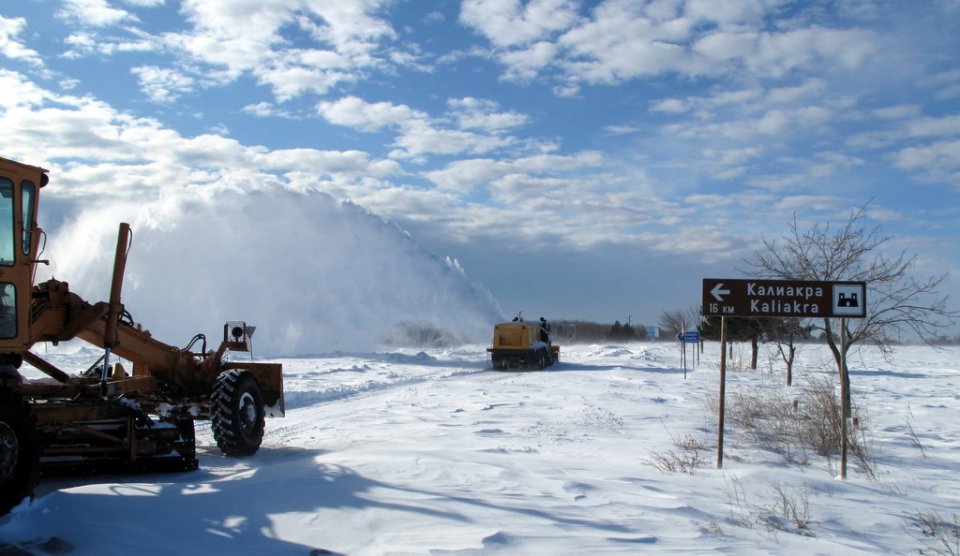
(832, 283), (865, 317)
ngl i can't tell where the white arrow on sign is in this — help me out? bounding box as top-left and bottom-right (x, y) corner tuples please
(710, 282), (730, 302)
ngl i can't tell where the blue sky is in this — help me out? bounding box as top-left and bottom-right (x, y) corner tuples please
(2, 0), (959, 332)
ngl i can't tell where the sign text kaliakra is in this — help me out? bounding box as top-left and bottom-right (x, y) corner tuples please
(747, 282), (823, 300)
(750, 298), (820, 314)
(702, 278), (866, 319)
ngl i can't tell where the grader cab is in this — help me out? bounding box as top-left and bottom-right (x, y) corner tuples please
(0, 156), (285, 515)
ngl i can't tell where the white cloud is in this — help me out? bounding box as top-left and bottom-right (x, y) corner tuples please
(255, 60), (359, 101)
(650, 98), (688, 114)
(702, 146), (763, 166)
(904, 114), (960, 138)
(316, 96), (533, 160)
(750, 27), (878, 78)
(748, 173), (807, 191)
(498, 41), (558, 82)
(423, 151), (605, 194)
(871, 104), (921, 120)
(558, 4), (706, 84)
(693, 31), (756, 62)
(809, 151), (865, 178)
(317, 96), (426, 132)
(685, 0), (780, 26)
(447, 97), (529, 132)
(604, 125), (639, 135)
(462, 0), (882, 92)
(0, 70), (402, 203)
(132, 65), (196, 103)
(765, 79), (827, 105)
(0, 16), (44, 67)
(62, 28), (161, 58)
(774, 195), (851, 213)
(57, 0), (137, 27)
(166, 0), (398, 101)
(459, 0), (581, 48)
(242, 101), (296, 119)
(390, 121), (514, 160)
(894, 139), (960, 187)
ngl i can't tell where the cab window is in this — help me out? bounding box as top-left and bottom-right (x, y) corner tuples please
(0, 178), (14, 266)
(0, 282), (15, 338)
(21, 180), (35, 255)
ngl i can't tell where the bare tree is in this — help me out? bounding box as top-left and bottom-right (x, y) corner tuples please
(658, 305), (701, 337)
(759, 318), (813, 386)
(743, 204), (957, 409)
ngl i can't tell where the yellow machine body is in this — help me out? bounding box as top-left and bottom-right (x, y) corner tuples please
(487, 320), (559, 370)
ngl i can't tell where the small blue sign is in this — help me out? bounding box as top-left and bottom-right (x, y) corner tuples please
(676, 331), (700, 343)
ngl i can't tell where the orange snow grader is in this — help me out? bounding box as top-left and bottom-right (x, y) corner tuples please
(488, 317), (559, 370)
(0, 156), (284, 515)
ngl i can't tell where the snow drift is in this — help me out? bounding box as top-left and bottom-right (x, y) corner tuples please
(37, 184), (502, 355)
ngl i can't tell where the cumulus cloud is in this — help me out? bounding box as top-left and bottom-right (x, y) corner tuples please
(57, 0), (137, 27)
(459, 0), (581, 48)
(167, 0), (400, 101)
(0, 67), (663, 260)
(316, 95), (531, 159)
(0, 16), (44, 67)
(894, 140), (960, 187)
(317, 96), (426, 132)
(448, 97), (529, 132)
(460, 0), (882, 90)
(904, 114), (960, 138)
(132, 65), (196, 103)
(424, 151), (605, 192)
(0, 70), (403, 205)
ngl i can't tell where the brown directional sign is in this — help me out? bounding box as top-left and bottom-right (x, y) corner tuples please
(702, 279), (866, 318)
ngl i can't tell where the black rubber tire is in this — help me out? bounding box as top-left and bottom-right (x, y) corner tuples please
(211, 370), (265, 457)
(0, 390), (40, 516)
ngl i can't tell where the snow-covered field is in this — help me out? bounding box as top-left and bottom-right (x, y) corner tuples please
(3, 341), (959, 555)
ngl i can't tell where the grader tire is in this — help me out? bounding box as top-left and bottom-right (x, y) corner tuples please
(0, 390), (40, 516)
(211, 370), (265, 457)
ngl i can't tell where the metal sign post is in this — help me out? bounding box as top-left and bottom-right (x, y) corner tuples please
(677, 330), (701, 378)
(717, 316), (727, 468)
(840, 318), (848, 479)
(679, 321), (686, 377)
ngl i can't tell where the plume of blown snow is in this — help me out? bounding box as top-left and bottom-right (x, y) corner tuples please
(37, 185), (503, 355)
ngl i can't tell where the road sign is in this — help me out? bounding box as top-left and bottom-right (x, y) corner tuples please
(676, 331), (700, 342)
(701, 279), (866, 318)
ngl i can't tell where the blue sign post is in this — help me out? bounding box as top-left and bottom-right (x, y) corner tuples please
(676, 330), (700, 378)
(676, 331), (700, 343)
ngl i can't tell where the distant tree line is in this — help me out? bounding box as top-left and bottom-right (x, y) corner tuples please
(549, 319), (666, 343)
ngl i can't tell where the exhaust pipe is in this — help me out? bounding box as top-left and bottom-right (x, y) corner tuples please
(101, 223), (132, 389)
